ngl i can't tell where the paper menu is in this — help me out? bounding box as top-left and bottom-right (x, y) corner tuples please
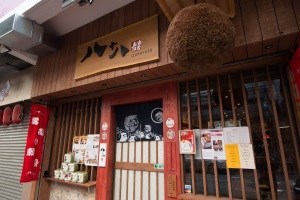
(223, 127), (250, 144)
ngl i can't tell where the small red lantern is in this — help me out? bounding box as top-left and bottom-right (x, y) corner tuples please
(3, 107), (13, 125)
(12, 104), (24, 124)
(0, 109), (3, 125)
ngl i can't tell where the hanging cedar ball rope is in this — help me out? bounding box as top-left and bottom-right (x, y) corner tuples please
(166, 3), (236, 72)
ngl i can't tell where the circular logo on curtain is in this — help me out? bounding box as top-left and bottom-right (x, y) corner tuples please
(151, 108), (163, 123)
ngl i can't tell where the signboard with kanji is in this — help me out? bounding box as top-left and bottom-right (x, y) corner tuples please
(75, 15), (159, 80)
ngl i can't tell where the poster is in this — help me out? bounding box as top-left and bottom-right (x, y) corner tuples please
(72, 135), (87, 164)
(225, 143), (255, 169)
(179, 130), (195, 154)
(115, 100), (163, 142)
(223, 127), (250, 144)
(20, 104), (50, 183)
(85, 134), (100, 166)
(225, 144), (240, 168)
(239, 144), (256, 169)
(98, 143), (107, 167)
(200, 129), (225, 160)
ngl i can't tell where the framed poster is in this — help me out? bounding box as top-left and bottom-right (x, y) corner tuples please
(179, 130), (196, 154)
(72, 135), (87, 164)
(115, 100), (163, 142)
(85, 134), (100, 166)
(200, 129), (225, 160)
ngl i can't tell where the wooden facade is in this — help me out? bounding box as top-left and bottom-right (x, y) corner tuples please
(31, 0), (300, 102)
(33, 0), (300, 200)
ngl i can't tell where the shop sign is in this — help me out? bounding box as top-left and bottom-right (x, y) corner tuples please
(98, 143), (107, 167)
(20, 104), (50, 183)
(75, 15), (159, 80)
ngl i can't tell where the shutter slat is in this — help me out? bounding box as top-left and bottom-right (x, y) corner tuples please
(0, 114), (29, 200)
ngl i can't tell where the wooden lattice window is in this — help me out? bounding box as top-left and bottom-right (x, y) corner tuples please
(179, 66), (300, 200)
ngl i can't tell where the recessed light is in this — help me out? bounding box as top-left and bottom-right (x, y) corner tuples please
(264, 44), (273, 49)
(140, 74), (147, 78)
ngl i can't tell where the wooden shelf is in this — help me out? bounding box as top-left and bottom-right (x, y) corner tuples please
(44, 177), (96, 189)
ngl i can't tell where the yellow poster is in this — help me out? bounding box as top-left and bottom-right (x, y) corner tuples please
(225, 144), (240, 168)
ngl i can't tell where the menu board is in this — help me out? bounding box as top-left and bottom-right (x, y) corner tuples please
(223, 127), (250, 144)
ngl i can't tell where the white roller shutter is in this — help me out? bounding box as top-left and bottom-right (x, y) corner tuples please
(0, 114), (30, 200)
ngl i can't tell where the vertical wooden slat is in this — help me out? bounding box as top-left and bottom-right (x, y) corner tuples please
(291, 0), (300, 28)
(239, 0), (263, 58)
(179, 83), (185, 193)
(62, 104), (72, 161)
(127, 142), (135, 200)
(232, 0), (247, 61)
(186, 81), (196, 194)
(44, 53), (56, 94)
(253, 69), (276, 199)
(56, 105), (68, 168)
(93, 98), (100, 181)
(266, 67), (292, 200)
(157, 141), (164, 200)
(228, 74), (246, 200)
(50, 48), (63, 93)
(87, 99), (95, 180)
(142, 142), (149, 200)
(54, 36), (69, 91)
(206, 77), (220, 197)
(148, 141), (151, 200)
(217, 76), (233, 199)
(196, 79), (207, 196)
(37, 55), (50, 96)
(49, 106), (63, 173)
(135, 142), (142, 200)
(256, 0), (280, 54)
(31, 57), (42, 97)
(280, 68), (300, 175)
(240, 72), (261, 200)
(149, 141), (157, 200)
(66, 102), (76, 152)
(273, 0), (299, 51)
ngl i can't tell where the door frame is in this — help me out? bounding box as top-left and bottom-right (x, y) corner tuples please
(96, 82), (181, 200)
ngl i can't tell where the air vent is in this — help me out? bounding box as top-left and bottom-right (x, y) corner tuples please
(0, 14), (58, 56)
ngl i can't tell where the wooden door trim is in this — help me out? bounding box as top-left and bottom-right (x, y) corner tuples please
(96, 82), (181, 200)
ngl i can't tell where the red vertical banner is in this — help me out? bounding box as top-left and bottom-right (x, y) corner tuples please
(290, 41), (300, 93)
(20, 104), (50, 183)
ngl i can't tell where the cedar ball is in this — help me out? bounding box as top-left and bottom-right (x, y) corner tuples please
(166, 3), (236, 72)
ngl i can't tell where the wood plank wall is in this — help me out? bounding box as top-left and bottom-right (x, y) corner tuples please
(31, 0), (299, 100)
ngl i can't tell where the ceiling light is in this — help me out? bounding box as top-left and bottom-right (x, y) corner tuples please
(77, 0), (93, 6)
(0, 44), (10, 54)
(77, 0), (87, 6)
(264, 44), (273, 49)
